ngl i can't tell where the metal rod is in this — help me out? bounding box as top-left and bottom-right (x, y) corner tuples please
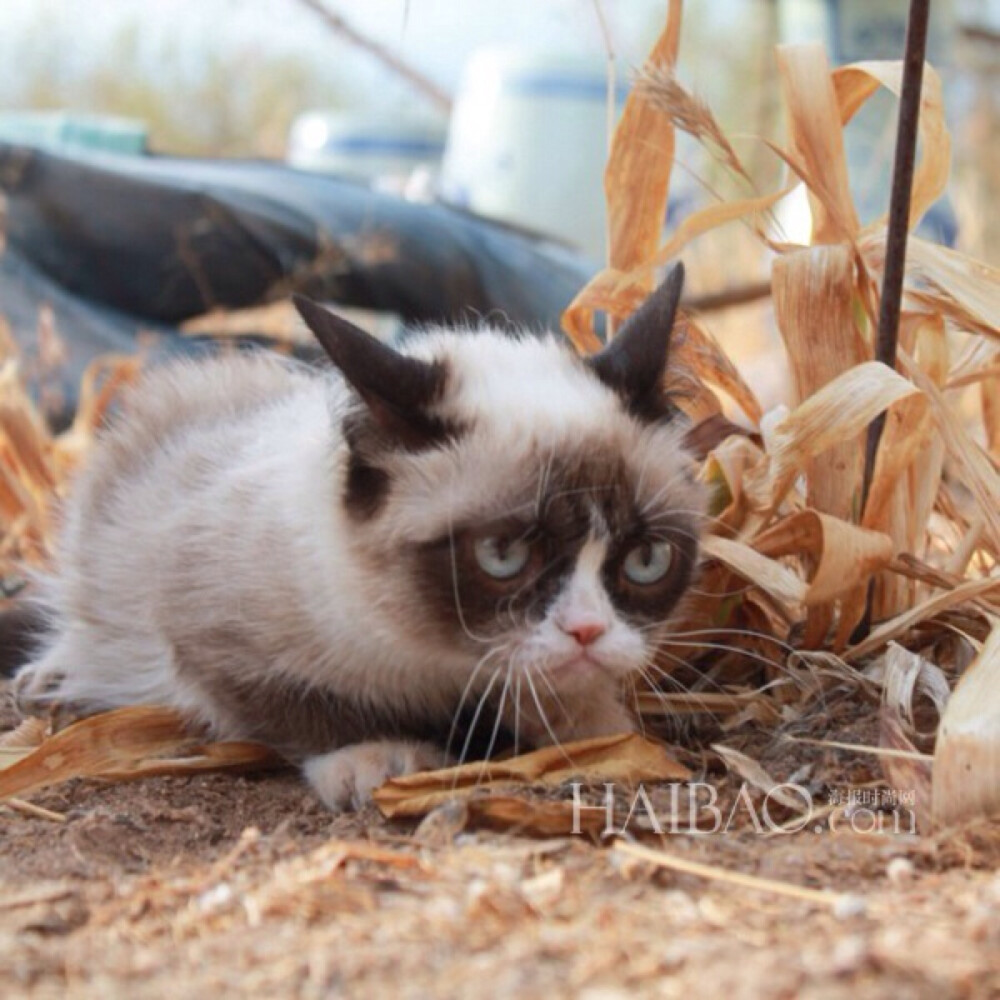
(862, 0), (932, 504)
(856, 0), (932, 641)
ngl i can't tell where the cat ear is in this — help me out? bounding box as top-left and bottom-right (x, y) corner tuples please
(587, 262), (685, 420)
(293, 295), (447, 446)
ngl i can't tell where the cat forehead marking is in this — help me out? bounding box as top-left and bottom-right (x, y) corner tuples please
(406, 330), (624, 434)
(381, 426), (698, 553)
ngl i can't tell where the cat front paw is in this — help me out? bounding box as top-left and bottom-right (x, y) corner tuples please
(303, 740), (447, 812)
(12, 659), (67, 717)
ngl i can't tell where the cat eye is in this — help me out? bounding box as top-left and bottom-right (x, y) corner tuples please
(622, 540), (673, 585)
(473, 535), (532, 580)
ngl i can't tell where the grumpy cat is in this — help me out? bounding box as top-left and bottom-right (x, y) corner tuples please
(12, 263), (704, 810)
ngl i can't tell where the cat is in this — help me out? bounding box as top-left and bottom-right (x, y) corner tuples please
(10, 262), (705, 811)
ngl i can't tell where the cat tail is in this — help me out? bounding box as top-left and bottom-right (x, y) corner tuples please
(0, 602), (46, 678)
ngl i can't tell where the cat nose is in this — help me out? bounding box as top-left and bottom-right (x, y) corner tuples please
(563, 622), (606, 647)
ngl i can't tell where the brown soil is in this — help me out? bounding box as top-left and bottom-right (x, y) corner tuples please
(2, 683), (999, 1000)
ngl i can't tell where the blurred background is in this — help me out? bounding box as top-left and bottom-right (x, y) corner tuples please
(1, 0), (999, 417)
(2, 0), (998, 255)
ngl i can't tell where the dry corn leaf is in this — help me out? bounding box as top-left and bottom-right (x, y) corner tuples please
(652, 186), (792, 269)
(886, 641), (949, 725)
(560, 0), (681, 352)
(374, 732), (690, 820)
(752, 510), (895, 605)
(872, 233), (1000, 342)
(833, 61), (950, 229)
(0, 747), (37, 771)
(765, 361), (921, 510)
(675, 317), (763, 425)
(932, 621), (1000, 829)
(701, 435), (768, 534)
(605, 0), (681, 276)
(699, 533), (805, 610)
(776, 43), (859, 243)
(863, 391), (933, 536)
(772, 245), (867, 522)
(984, 372), (1000, 461)
(712, 743), (810, 813)
(464, 796), (607, 837)
(55, 354), (142, 472)
(181, 301), (306, 343)
(899, 350), (1000, 555)
(0, 706), (271, 801)
(879, 709), (933, 835)
(0, 715), (48, 749)
(97, 741), (281, 781)
(0, 318), (18, 363)
(562, 187), (790, 350)
(0, 400), (57, 495)
(635, 689), (768, 719)
(846, 576), (1000, 663)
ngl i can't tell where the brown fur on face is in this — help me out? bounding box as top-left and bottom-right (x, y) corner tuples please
(410, 448), (700, 646)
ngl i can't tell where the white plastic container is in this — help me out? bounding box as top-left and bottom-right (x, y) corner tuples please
(0, 111), (147, 154)
(287, 111), (446, 186)
(441, 50), (627, 260)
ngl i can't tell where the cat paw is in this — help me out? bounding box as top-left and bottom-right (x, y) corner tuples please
(303, 740), (447, 812)
(11, 660), (66, 717)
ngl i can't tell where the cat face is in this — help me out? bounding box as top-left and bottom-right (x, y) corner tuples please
(406, 433), (701, 697)
(295, 265), (703, 703)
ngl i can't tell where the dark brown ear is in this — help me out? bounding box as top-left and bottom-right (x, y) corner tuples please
(294, 295), (448, 447)
(587, 262), (685, 421)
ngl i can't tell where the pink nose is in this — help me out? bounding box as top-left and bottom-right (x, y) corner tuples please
(564, 622), (606, 647)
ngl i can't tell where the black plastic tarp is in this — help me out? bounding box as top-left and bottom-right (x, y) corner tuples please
(0, 142), (594, 417)
(1, 143), (591, 325)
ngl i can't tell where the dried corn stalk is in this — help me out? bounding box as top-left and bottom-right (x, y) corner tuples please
(559, 7), (1000, 825)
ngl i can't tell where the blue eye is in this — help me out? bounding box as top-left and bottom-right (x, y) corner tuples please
(622, 541), (673, 585)
(473, 536), (532, 580)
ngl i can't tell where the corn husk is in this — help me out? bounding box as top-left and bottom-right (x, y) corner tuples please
(931, 622), (1000, 829)
(374, 733), (690, 821)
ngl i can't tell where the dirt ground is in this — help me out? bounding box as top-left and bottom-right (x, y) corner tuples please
(2, 682), (999, 1000)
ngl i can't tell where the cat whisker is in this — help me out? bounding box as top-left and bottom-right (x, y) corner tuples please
(640, 522), (704, 547)
(523, 671), (574, 767)
(456, 662), (505, 771)
(637, 661), (732, 723)
(633, 665), (689, 728)
(479, 662), (514, 781)
(666, 626), (798, 656)
(445, 646), (505, 761)
(534, 449), (556, 520)
(513, 671), (523, 758)
(677, 584), (758, 599)
(447, 519), (492, 645)
(531, 662), (571, 725)
(649, 638), (823, 701)
(651, 637), (793, 677)
(645, 506), (725, 526)
(637, 647), (743, 699)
